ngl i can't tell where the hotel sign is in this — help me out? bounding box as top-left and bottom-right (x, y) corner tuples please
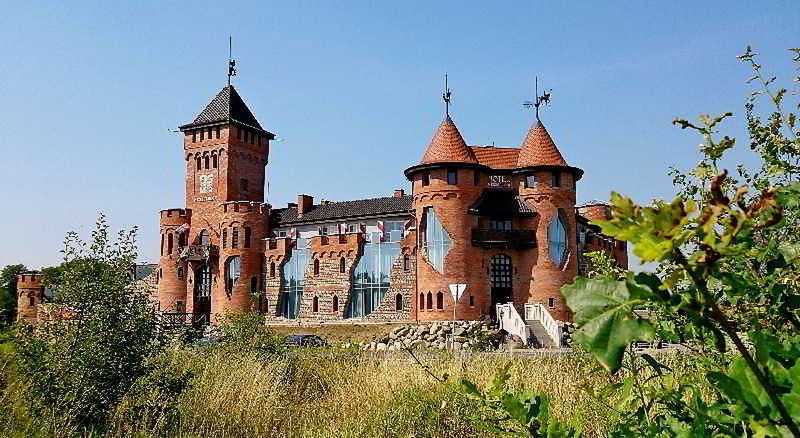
(488, 175), (511, 188)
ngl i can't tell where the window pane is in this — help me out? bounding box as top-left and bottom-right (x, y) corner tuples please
(346, 240), (400, 318)
(548, 215), (567, 265)
(280, 245), (308, 319)
(422, 207), (451, 272)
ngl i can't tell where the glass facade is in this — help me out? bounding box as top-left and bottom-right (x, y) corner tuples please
(346, 240), (400, 318)
(549, 214), (567, 265)
(422, 208), (451, 272)
(281, 238), (309, 319)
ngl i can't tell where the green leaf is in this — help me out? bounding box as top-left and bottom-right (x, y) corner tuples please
(562, 277), (656, 372)
(459, 379), (482, 399)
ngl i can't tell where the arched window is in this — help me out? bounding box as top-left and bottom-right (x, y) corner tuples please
(339, 257), (346, 273)
(167, 233), (174, 254)
(212, 154), (218, 168)
(199, 230), (210, 245)
(270, 262), (276, 277)
(222, 228), (228, 249)
(224, 256), (241, 292)
(421, 207), (451, 272)
(250, 276), (259, 294)
(196, 156), (201, 170)
(312, 296), (319, 313)
(436, 291), (444, 310)
(232, 227), (239, 248)
(204, 155), (210, 169)
(395, 294), (403, 311)
(244, 227), (252, 248)
(332, 295), (339, 312)
(29, 295), (35, 307)
(419, 293), (424, 311)
(426, 292), (433, 310)
(548, 212), (568, 266)
(403, 254), (410, 271)
(313, 259), (320, 276)
(178, 232), (187, 247)
(547, 297), (556, 309)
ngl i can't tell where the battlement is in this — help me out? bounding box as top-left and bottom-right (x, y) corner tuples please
(221, 201), (270, 215)
(17, 273), (43, 289)
(160, 208), (192, 219)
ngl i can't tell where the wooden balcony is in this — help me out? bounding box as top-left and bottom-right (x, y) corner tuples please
(179, 244), (219, 262)
(471, 229), (536, 249)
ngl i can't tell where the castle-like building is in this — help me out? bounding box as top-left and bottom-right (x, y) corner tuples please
(151, 81), (626, 325)
(16, 80), (626, 326)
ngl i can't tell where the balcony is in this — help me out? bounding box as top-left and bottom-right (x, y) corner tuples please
(471, 229), (536, 249)
(179, 244), (219, 262)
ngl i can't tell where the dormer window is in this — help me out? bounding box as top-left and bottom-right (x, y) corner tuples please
(421, 172), (430, 187)
(447, 169), (458, 185)
(525, 174), (537, 189)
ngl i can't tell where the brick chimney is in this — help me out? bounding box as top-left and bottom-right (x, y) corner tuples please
(297, 194), (314, 216)
(393, 189), (405, 198)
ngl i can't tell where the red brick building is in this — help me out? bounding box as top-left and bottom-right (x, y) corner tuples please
(153, 83), (626, 324)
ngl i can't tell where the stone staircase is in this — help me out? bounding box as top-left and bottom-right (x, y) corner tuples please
(496, 302), (562, 348)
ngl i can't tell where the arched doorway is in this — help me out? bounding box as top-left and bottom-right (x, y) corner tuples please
(489, 254), (512, 318)
(194, 264), (211, 324)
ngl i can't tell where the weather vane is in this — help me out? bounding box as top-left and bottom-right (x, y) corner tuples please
(523, 76), (552, 120)
(227, 36), (237, 86)
(442, 73), (452, 117)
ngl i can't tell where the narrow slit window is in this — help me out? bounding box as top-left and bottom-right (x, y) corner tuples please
(244, 227), (252, 248)
(446, 168), (458, 185)
(232, 227), (239, 249)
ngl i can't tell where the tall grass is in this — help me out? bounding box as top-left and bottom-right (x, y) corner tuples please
(2, 332), (705, 438)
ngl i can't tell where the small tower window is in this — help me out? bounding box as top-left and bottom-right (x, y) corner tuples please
(250, 276), (259, 294)
(426, 292), (433, 310)
(177, 267), (185, 279)
(167, 233), (174, 254)
(270, 262), (276, 277)
(446, 169), (458, 185)
(421, 172), (430, 187)
(547, 297), (556, 309)
(403, 254), (410, 271)
(199, 230), (210, 245)
(436, 291), (444, 310)
(313, 259), (320, 276)
(212, 154), (218, 168)
(419, 293), (424, 311)
(469, 295), (475, 307)
(244, 227), (252, 248)
(200, 129), (205, 141)
(192, 130), (197, 142)
(552, 172), (562, 188)
(29, 295), (35, 307)
(525, 174), (537, 189)
(395, 294), (403, 311)
(204, 155), (210, 169)
(339, 257), (346, 273)
(232, 227), (239, 248)
(207, 127), (212, 140)
(215, 126), (221, 139)
(312, 296), (319, 313)
(333, 295), (339, 312)
(222, 228), (228, 249)
(196, 156), (202, 171)
(160, 234), (164, 256)
(224, 256), (241, 292)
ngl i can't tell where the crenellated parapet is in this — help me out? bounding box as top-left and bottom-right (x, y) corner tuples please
(17, 273), (44, 322)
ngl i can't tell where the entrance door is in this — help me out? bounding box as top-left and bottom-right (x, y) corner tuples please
(489, 254), (512, 318)
(194, 264), (211, 324)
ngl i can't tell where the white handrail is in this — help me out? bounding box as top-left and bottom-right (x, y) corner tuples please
(524, 303), (561, 348)
(496, 303), (529, 345)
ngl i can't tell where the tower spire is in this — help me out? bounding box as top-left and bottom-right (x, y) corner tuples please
(227, 36), (237, 87)
(442, 73), (451, 117)
(522, 76), (552, 121)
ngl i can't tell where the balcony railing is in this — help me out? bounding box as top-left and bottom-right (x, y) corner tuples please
(160, 312), (209, 327)
(179, 244), (219, 262)
(471, 229), (536, 249)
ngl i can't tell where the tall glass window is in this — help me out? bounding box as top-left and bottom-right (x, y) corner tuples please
(281, 239), (309, 319)
(422, 207), (451, 272)
(346, 240), (400, 318)
(225, 256), (241, 292)
(549, 213), (568, 265)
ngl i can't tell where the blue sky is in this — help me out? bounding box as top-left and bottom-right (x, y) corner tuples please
(0, 1), (797, 269)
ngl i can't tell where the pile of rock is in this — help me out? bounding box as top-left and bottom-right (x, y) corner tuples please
(360, 320), (498, 351)
(560, 322), (577, 347)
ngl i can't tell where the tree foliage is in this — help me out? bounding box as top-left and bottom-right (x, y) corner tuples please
(14, 214), (163, 429)
(563, 47), (800, 437)
(0, 264), (27, 327)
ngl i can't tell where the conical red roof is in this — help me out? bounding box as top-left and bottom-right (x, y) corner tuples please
(420, 116), (478, 164)
(516, 121), (568, 167)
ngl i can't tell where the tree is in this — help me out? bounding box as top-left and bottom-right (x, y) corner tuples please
(15, 214), (164, 429)
(0, 264), (27, 327)
(562, 48), (800, 437)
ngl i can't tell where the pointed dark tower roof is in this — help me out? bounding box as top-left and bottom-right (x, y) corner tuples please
(516, 121), (568, 167)
(179, 85), (273, 135)
(420, 116), (478, 164)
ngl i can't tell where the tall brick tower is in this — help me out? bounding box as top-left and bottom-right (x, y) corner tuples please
(17, 273), (44, 322)
(516, 121), (583, 321)
(157, 84), (275, 322)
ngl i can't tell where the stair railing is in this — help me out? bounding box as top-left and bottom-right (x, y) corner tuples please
(524, 303), (561, 348)
(496, 303), (529, 346)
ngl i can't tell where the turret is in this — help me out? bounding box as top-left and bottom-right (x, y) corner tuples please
(515, 121), (583, 321)
(158, 208), (191, 312)
(16, 273), (44, 322)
